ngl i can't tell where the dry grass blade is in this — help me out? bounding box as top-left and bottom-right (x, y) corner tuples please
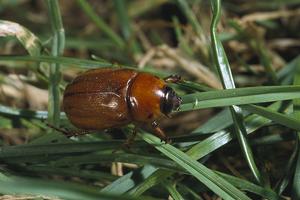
(240, 7), (300, 23)
(0, 20), (41, 55)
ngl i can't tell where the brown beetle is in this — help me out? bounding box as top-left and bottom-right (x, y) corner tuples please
(63, 68), (181, 142)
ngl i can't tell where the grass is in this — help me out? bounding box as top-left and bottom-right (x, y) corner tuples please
(0, 0), (299, 199)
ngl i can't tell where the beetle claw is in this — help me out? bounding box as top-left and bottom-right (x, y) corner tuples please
(161, 137), (172, 144)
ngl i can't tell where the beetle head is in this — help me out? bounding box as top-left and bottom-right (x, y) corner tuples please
(161, 86), (182, 115)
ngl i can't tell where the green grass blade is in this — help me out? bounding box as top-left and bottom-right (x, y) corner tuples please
(113, 0), (140, 54)
(114, 0), (130, 40)
(141, 132), (251, 200)
(164, 181), (184, 200)
(0, 141), (126, 159)
(210, 0), (263, 185)
(174, 0), (208, 60)
(278, 56), (300, 85)
(274, 137), (298, 195)
(0, 104), (49, 119)
(292, 132), (300, 199)
(187, 101), (281, 160)
(174, 0), (203, 39)
(47, 0), (65, 54)
(182, 85), (300, 104)
(0, 55), (112, 68)
(0, 176), (153, 200)
(177, 183), (204, 200)
(242, 104), (300, 131)
(102, 165), (157, 194)
(230, 106), (264, 184)
(228, 20), (278, 84)
(53, 153), (179, 170)
(26, 166), (117, 182)
(129, 101), (281, 196)
(129, 169), (171, 196)
(76, 0), (125, 48)
(191, 108), (232, 134)
(180, 85), (300, 111)
(178, 80), (213, 92)
(47, 0), (65, 126)
(173, 16), (194, 57)
(216, 172), (281, 200)
(292, 58), (300, 198)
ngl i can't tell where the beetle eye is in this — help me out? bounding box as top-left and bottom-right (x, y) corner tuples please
(161, 86), (182, 115)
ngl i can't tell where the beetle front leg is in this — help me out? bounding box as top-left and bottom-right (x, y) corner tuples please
(151, 121), (171, 143)
(163, 74), (182, 83)
(124, 126), (138, 148)
(112, 127), (138, 153)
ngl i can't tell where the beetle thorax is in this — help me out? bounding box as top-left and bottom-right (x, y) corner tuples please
(127, 73), (165, 123)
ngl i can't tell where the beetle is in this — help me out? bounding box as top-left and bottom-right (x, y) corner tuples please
(63, 68), (182, 142)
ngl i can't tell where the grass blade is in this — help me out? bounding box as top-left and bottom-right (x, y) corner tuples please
(141, 132), (251, 200)
(174, 0), (204, 39)
(164, 181), (184, 200)
(47, 0), (65, 126)
(129, 101), (282, 196)
(26, 166), (117, 182)
(113, 0), (140, 54)
(76, 0), (124, 48)
(242, 104), (300, 131)
(102, 165), (157, 194)
(0, 176), (151, 200)
(292, 57), (300, 198)
(0, 141), (124, 159)
(216, 172), (281, 200)
(113, 0), (130, 40)
(210, 0), (263, 185)
(180, 85), (300, 111)
(128, 169), (170, 196)
(274, 136), (298, 195)
(0, 55), (112, 68)
(0, 20), (42, 56)
(0, 104), (49, 119)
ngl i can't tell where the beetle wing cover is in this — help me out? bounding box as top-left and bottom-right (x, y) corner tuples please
(63, 68), (137, 130)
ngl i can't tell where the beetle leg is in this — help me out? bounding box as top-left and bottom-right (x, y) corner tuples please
(123, 127), (137, 148)
(163, 74), (182, 83)
(67, 129), (92, 137)
(45, 122), (70, 136)
(112, 128), (137, 153)
(45, 122), (91, 138)
(165, 113), (172, 118)
(151, 121), (171, 143)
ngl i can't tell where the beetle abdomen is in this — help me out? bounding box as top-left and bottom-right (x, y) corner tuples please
(63, 68), (137, 130)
